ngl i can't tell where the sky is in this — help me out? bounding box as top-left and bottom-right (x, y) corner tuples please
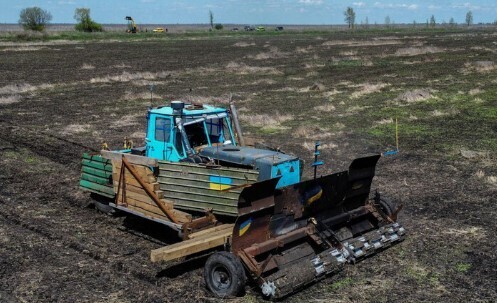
(1, 0), (497, 25)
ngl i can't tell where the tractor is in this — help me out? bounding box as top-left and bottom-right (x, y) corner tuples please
(79, 100), (405, 299)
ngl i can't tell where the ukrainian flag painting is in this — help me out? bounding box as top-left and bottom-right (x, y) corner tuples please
(239, 218), (252, 236)
(209, 176), (232, 191)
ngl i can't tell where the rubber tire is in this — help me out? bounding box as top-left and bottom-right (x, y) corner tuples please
(378, 196), (396, 216)
(204, 251), (246, 298)
(94, 200), (116, 216)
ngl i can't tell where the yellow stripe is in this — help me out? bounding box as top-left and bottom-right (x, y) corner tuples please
(306, 189), (323, 205)
(210, 183), (231, 191)
(239, 223), (251, 236)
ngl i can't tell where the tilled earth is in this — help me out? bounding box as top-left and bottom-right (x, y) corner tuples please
(0, 30), (496, 303)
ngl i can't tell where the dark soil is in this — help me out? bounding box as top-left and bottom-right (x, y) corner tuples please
(0, 30), (496, 302)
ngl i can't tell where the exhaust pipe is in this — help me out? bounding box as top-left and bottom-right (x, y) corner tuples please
(229, 102), (245, 146)
(171, 101), (194, 156)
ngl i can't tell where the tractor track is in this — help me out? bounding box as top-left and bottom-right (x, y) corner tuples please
(0, 117), (171, 289)
(0, 122), (91, 168)
(0, 119), (185, 288)
(0, 199), (161, 287)
(0, 194), (209, 302)
(0, 118), (196, 298)
(0, 118), (98, 152)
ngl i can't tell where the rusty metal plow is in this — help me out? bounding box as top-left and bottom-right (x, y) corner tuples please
(229, 155), (407, 299)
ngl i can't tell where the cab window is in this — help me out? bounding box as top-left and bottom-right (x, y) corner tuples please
(184, 122), (209, 147)
(155, 117), (171, 142)
(206, 117), (233, 144)
(206, 118), (222, 143)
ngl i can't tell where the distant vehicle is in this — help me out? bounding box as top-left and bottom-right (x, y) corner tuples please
(244, 26), (255, 31)
(153, 27), (165, 33)
(231, 27), (239, 31)
(125, 16), (139, 33)
(275, 26), (284, 31)
(256, 26), (265, 32)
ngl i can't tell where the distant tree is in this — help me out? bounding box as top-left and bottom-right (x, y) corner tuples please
(364, 16), (369, 29)
(465, 11), (473, 26)
(430, 15), (436, 27)
(449, 17), (456, 27)
(209, 10), (214, 29)
(412, 20), (417, 28)
(214, 23), (223, 30)
(344, 7), (356, 29)
(385, 15), (391, 28)
(74, 8), (102, 32)
(19, 7), (52, 31)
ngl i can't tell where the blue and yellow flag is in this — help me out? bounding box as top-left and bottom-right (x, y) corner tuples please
(209, 176), (232, 191)
(239, 218), (252, 236)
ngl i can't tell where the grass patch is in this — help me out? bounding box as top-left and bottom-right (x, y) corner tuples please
(354, 84), (497, 157)
(2, 149), (50, 172)
(329, 277), (354, 291)
(329, 59), (364, 67)
(455, 263), (471, 273)
(405, 265), (440, 285)
(241, 293), (259, 303)
(469, 106), (497, 119)
(259, 127), (286, 135)
(477, 138), (497, 151)
(25, 156), (40, 165)
(4, 150), (19, 159)
(370, 122), (433, 138)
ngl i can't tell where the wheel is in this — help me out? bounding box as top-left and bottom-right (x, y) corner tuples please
(378, 196), (396, 216)
(91, 193), (116, 216)
(94, 201), (116, 215)
(204, 251), (246, 297)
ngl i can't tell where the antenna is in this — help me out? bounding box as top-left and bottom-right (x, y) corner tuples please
(148, 84), (155, 108)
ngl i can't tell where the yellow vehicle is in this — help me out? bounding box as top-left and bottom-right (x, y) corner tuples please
(125, 16), (139, 33)
(256, 26), (265, 31)
(153, 27), (165, 33)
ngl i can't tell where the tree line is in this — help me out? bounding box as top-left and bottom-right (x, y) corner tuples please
(19, 7), (102, 32)
(344, 7), (481, 29)
(18, 6), (493, 32)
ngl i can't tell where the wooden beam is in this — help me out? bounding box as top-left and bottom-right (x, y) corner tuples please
(122, 157), (180, 224)
(101, 150), (158, 167)
(113, 164), (155, 178)
(117, 196), (192, 223)
(120, 190), (170, 207)
(123, 202), (169, 220)
(114, 179), (159, 192)
(187, 224), (234, 240)
(150, 225), (233, 263)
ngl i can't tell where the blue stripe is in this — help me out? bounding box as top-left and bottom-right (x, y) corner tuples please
(240, 218), (252, 229)
(209, 176), (232, 185)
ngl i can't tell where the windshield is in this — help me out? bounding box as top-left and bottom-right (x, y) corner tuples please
(182, 114), (234, 148)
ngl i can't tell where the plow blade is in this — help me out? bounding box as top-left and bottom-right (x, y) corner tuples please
(231, 155), (406, 299)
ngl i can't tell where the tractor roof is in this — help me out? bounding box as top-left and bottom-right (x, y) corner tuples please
(149, 103), (227, 117)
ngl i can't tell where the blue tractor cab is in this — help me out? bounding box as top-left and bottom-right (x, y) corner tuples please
(145, 101), (236, 162)
(143, 101), (301, 188)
